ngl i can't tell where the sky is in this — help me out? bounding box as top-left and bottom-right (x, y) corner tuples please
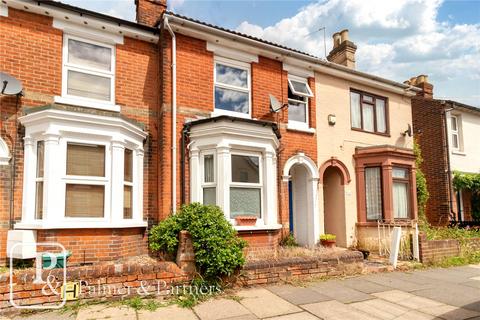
(62, 0), (480, 107)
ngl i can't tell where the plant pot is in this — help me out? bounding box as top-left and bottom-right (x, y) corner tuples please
(235, 216), (258, 226)
(320, 239), (336, 248)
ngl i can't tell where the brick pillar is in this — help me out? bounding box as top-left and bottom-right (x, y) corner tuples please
(176, 230), (196, 274)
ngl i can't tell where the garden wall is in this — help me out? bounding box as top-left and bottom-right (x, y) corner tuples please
(418, 233), (480, 263)
(239, 250), (364, 286)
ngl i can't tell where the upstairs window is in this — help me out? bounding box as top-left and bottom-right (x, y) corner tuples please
(62, 35), (115, 105)
(450, 115), (462, 151)
(288, 76), (313, 129)
(214, 57), (251, 117)
(350, 90), (388, 135)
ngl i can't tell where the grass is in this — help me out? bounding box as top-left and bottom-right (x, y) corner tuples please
(121, 296), (164, 311)
(421, 225), (480, 241)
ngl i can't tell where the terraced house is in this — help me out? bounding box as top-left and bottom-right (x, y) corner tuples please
(0, 0), (420, 265)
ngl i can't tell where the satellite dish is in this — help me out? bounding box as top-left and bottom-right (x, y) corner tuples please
(0, 72), (23, 96)
(401, 124), (413, 137)
(269, 94), (288, 113)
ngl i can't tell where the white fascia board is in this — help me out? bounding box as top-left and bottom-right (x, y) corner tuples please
(0, 3), (8, 17)
(167, 14), (418, 97)
(19, 109), (147, 141)
(6, 0), (158, 43)
(53, 19), (124, 44)
(207, 42), (258, 63)
(283, 63), (314, 78)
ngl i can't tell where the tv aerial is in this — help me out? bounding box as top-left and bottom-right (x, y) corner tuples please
(269, 94), (289, 113)
(0, 72), (23, 96)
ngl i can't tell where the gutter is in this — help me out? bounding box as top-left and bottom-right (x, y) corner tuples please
(164, 17), (177, 213)
(164, 13), (421, 96)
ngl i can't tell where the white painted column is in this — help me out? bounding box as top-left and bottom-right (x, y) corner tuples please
(111, 140), (125, 222)
(264, 149), (277, 226)
(216, 144), (231, 218)
(310, 177), (320, 246)
(21, 136), (36, 223)
(134, 148), (144, 222)
(189, 148), (200, 203)
(42, 133), (61, 223)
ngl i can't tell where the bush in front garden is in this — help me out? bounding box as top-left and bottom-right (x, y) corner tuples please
(149, 203), (247, 279)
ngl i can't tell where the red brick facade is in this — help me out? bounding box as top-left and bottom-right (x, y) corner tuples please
(0, 7), (159, 264)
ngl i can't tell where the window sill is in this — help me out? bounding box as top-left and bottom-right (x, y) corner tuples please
(14, 220), (147, 229)
(234, 224), (282, 232)
(211, 110), (251, 119)
(54, 96), (120, 112)
(287, 124), (316, 134)
(452, 150), (466, 156)
(351, 127), (390, 137)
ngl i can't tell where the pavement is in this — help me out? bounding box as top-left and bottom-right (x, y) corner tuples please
(5, 264), (480, 320)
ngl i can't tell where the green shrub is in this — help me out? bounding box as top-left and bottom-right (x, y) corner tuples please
(280, 233), (298, 247)
(149, 203), (247, 280)
(319, 234), (336, 241)
(414, 141), (429, 224)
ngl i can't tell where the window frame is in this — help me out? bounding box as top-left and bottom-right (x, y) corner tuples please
(392, 166), (411, 220)
(61, 34), (116, 106)
(34, 141), (44, 220)
(287, 75), (311, 130)
(229, 150), (263, 220)
(213, 56), (252, 118)
(350, 89), (389, 136)
(201, 151), (217, 206)
(364, 165), (384, 222)
(450, 115), (461, 151)
(123, 148), (133, 219)
(62, 139), (110, 221)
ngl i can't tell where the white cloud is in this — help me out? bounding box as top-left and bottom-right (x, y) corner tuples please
(236, 0), (480, 106)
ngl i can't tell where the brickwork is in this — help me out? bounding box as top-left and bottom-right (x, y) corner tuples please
(411, 96), (452, 225)
(239, 230), (281, 256)
(160, 33), (318, 243)
(239, 250), (364, 286)
(417, 232), (480, 264)
(0, 8), (160, 264)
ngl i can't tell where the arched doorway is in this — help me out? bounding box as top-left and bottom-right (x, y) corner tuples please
(283, 153), (319, 247)
(319, 158), (350, 247)
(323, 167), (347, 247)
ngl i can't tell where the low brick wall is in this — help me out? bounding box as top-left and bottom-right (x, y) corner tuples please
(0, 260), (191, 310)
(418, 233), (480, 263)
(239, 250), (364, 286)
(0, 249), (365, 311)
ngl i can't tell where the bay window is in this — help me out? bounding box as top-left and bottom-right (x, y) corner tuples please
(214, 57), (251, 117)
(230, 154), (262, 218)
(189, 117), (280, 228)
(350, 90), (388, 135)
(287, 76), (313, 130)
(18, 108), (146, 229)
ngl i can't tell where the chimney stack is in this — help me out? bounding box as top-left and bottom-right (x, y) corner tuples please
(327, 29), (357, 69)
(135, 0), (167, 27)
(404, 75), (433, 99)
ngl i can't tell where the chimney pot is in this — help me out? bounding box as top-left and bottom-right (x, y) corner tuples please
(327, 29), (357, 69)
(407, 74), (433, 99)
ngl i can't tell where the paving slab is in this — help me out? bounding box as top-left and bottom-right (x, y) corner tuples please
(310, 281), (374, 303)
(237, 288), (301, 319)
(221, 315), (258, 320)
(418, 304), (480, 320)
(361, 273), (431, 292)
(267, 285), (331, 305)
(139, 304), (198, 320)
(12, 311), (74, 320)
(75, 305), (136, 320)
(193, 298), (252, 320)
(414, 268), (479, 284)
(392, 310), (439, 320)
(350, 298), (410, 319)
(263, 312), (319, 320)
(339, 277), (391, 294)
(412, 284), (480, 310)
(300, 300), (377, 320)
(372, 290), (415, 303)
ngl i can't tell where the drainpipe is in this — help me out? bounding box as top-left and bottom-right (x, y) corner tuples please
(164, 17), (177, 213)
(442, 103), (456, 222)
(180, 123), (191, 204)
